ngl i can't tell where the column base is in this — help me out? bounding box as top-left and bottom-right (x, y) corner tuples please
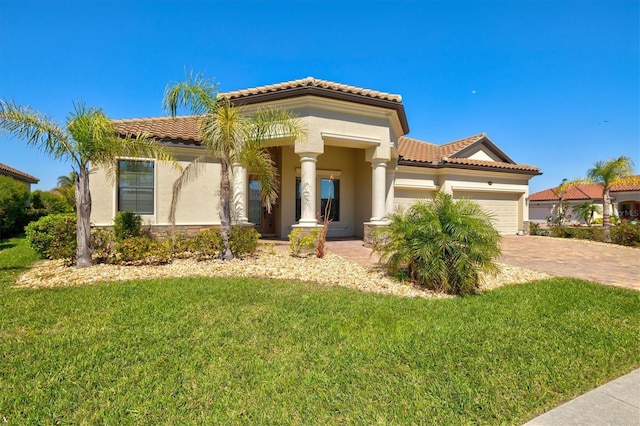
(363, 221), (391, 248)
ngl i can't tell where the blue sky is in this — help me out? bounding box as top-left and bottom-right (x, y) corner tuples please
(1, 0), (638, 194)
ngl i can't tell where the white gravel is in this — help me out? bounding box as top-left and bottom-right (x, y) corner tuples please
(14, 248), (551, 298)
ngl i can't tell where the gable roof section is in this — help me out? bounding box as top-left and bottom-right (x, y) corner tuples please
(397, 134), (539, 173)
(530, 178), (640, 201)
(221, 77), (409, 134)
(0, 162), (39, 183)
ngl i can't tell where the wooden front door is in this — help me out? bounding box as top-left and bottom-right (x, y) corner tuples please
(249, 179), (275, 235)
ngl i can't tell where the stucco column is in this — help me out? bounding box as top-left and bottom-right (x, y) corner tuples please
(298, 153), (318, 225)
(232, 163), (249, 224)
(370, 159), (387, 223)
(386, 162), (396, 216)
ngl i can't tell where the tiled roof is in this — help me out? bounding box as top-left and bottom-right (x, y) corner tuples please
(441, 157), (540, 172)
(397, 134), (539, 173)
(530, 177), (640, 201)
(221, 76), (403, 103)
(112, 116), (204, 142)
(0, 162), (39, 183)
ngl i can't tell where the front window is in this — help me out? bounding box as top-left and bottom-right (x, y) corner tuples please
(118, 160), (154, 215)
(295, 177), (340, 222)
(321, 178), (339, 222)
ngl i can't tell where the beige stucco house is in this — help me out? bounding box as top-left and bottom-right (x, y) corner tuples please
(529, 179), (640, 225)
(90, 77), (540, 240)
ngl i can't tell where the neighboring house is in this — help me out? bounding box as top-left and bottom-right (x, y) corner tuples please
(90, 77), (540, 240)
(0, 162), (39, 191)
(529, 178), (640, 224)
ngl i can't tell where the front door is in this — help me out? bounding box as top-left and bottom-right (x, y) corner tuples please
(249, 179), (275, 235)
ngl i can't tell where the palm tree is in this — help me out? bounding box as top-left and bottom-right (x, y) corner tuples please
(0, 100), (177, 268)
(51, 171), (77, 210)
(56, 172), (76, 189)
(564, 156), (638, 241)
(373, 191), (501, 295)
(164, 72), (303, 260)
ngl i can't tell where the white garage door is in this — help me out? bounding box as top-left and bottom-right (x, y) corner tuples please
(453, 191), (520, 235)
(394, 189), (434, 211)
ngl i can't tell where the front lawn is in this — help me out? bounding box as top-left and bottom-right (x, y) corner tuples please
(1, 237), (639, 424)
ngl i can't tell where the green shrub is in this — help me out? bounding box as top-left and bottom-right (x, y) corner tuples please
(373, 192), (501, 296)
(610, 222), (640, 247)
(163, 231), (196, 258)
(25, 214), (76, 260)
(193, 229), (223, 259)
(288, 228), (319, 257)
(229, 226), (260, 257)
(550, 226), (604, 241)
(113, 211), (143, 241)
(30, 190), (74, 214)
(0, 175), (29, 238)
(114, 236), (171, 265)
(91, 228), (116, 264)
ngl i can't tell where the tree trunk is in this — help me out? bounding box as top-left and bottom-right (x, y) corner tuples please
(219, 161), (233, 260)
(75, 168), (93, 268)
(602, 188), (611, 242)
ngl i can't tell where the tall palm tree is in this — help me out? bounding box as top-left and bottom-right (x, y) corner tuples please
(164, 72), (303, 260)
(564, 156), (637, 241)
(56, 172), (76, 188)
(0, 100), (177, 268)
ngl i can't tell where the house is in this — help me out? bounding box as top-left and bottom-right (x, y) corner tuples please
(529, 178), (640, 225)
(90, 77), (540, 241)
(0, 162), (39, 190)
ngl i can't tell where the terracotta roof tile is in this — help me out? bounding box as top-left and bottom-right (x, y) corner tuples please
(0, 162), (39, 183)
(112, 116), (204, 142)
(397, 135), (539, 173)
(396, 136), (440, 162)
(439, 133), (486, 157)
(221, 76), (403, 103)
(441, 157), (540, 172)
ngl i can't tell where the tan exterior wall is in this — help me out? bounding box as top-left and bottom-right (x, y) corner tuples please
(89, 149), (220, 227)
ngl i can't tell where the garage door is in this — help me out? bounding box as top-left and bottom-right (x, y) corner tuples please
(453, 191), (520, 235)
(394, 189), (434, 211)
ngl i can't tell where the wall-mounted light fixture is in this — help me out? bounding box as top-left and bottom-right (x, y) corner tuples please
(488, 181), (493, 186)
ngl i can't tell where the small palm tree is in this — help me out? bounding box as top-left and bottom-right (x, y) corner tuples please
(374, 191), (501, 295)
(573, 202), (600, 226)
(51, 172), (77, 210)
(563, 156), (638, 241)
(0, 100), (177, 268)
(164, 71), (304, 260)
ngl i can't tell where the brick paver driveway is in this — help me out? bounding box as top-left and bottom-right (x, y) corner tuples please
(499, 236), (640, 291)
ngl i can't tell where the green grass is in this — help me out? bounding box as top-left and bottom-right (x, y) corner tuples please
(1, 237), (639, 425)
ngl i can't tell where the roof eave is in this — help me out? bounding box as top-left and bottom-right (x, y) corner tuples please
(226, 86), (410, 134)
(398, 159), (541, 175)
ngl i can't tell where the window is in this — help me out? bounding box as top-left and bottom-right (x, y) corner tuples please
(295, 177), (340, 222)
(118, 160), (154, 215)
(295, 177), (302, 221)
(321, 178), (339, 221)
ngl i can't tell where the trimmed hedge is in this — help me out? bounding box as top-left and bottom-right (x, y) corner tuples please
(611, 222), (640, 247)
(25, 214), (77, 260)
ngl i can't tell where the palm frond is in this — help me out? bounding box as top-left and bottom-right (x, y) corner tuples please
(163, 70), (219, 117)
(0, 99), (73, 163)
(168, 155), (209, 227)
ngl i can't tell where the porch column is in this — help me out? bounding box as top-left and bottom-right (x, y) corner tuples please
(232, 163), (249, 224)
(370, 159), (387, 223)
(386, 162), (396, 216)
(298, 153), (318, 225)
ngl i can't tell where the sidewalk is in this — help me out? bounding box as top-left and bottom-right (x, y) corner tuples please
(523, 368), (640, 425)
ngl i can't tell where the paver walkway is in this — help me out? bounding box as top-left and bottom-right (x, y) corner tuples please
(499, 235), (640, 291)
